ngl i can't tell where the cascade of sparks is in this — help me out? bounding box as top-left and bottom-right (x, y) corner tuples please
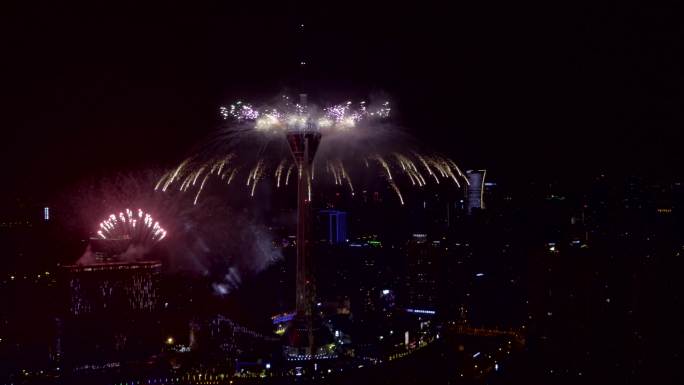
(155, 96), (467, 206)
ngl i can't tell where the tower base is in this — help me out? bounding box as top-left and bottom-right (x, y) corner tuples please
(283, 313), (334, 359)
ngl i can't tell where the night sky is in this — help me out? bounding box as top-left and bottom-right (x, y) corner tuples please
(3, 1), (684, 202)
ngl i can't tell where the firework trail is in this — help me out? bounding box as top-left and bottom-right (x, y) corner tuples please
(388, 180), (404, 206)
(194, 174), (210, 205)
(155, 95), (466, 205)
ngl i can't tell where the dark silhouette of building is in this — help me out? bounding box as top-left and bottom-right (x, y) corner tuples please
(404, 234), (443, 313)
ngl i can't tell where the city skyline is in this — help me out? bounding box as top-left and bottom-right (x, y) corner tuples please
(2, 2), (684, 384)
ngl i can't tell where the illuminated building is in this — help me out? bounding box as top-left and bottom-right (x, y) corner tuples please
(61, 239), (163, 367)
(272, 312), (295, 336)
(317, 210), (347, 244)
(65, 260), (161, 316)
(466, 170), (487, 214)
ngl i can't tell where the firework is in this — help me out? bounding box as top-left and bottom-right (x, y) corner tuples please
(219, 96), (391, 132)
(156, 95), (466, 205)
(97, 208), (167, 242)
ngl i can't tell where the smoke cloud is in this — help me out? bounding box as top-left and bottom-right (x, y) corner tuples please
(63, 170), (282, 295)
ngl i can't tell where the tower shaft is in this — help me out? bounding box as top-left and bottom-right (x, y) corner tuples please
(286, 131), (321, 316)
(295, 158), (311, 315)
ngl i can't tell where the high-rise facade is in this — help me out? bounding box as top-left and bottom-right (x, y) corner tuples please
(466, 170), (487, 214)
(317, 210), (347, 244)
(62, 239), (162, 367)
(404, 234), (443, 313)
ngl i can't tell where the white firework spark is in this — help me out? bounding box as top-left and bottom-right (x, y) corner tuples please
(97, 209), (167, 242)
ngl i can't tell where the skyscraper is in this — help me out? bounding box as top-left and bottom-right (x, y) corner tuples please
(65, 260), (161, 317)
(317, 210), (348, 244)
(466, 170), (487, 214)
(62, 239), (163, 367)
(404, 234), (443, 313)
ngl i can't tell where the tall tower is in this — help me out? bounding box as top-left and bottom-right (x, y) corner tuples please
(286, 101), (321, 315)
(284, 94), (323, 356)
